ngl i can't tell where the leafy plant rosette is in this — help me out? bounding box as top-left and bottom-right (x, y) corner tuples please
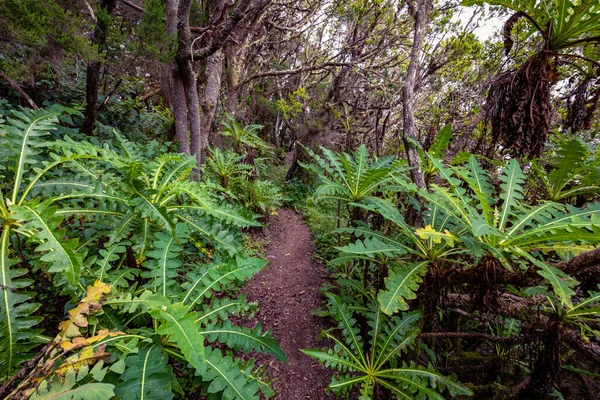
(0, 107), (287, 399)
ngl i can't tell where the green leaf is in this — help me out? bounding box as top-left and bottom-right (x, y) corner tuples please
(0, 227), (41, 380)
(498, 159), (526, 231)
(182, 256), (266, 309)
(142, 223), (190, 297)
(203, 347), (259, 400)
(429, 123), (452, 159)
(335, 238), (407, 259)
(1, 108), (59, 204)
(202, 320), (288, 363)
(548, 139), (587, 197)
(377, 262), (429, 315)
(151, 303), (206, 375)
(12, 202), (85, 286)
(518, 250), (577, 307)
(114, 344), (174, 400)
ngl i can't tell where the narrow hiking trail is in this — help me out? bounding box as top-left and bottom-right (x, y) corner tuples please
(242, 209), (334, 399)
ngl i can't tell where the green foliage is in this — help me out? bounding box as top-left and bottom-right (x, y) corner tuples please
(0, 228), (41, 380)
(304, 294), (472, 398)
(302, 142), (600, 396)
(114, 345), (174, 400)
(463, 0), (600, 50)
(220, 116), (269, 155)
(531, 139), (600, 202)
(0, 107), (285, 399)
(301, 144), (402, 203)
(30, 369), (115, 400)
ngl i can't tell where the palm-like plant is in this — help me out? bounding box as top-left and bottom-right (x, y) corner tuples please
(220, 115), (269, 155)
(203, 147), (252, 188)
(464, 0), (600, 157)
(530, 138), (600, 202)
(303, 293), (472, 399)
(301, 144), (404, 222)
(413, 155), (600, 307)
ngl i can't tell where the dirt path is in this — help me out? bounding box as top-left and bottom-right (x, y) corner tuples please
(242, 209), (334, 399)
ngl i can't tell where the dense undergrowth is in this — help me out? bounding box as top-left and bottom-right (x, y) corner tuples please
(0, 105), (286, 399)
(291, 130), (600, 399)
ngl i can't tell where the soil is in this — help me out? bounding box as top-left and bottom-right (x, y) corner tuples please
(242, 209), (335, 399)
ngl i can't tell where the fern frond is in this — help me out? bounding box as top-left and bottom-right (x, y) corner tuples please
(203, 347), (259, 400)
(114, 344), (174, 400)
(325, 293), (366, 364)
(202, 320), (288, 363)
(13, 201), (85, 286)
(428, 123), (453, 159)
(0, 228), (41, 380)
(300, 348), (361, 373)
(498, 159), (526, 231)
(1, 108), (59, 204)
(376, 363), (473, 398)
(151, 302), (206, 375)
(548, 139), (587, 197)
(377, 262), (429, 315)
(142, 223), (189, 297)
(373, 311), (420, 369)
(335, 238), (407, 259)
(518, 250), (577, 308)
(182, 257), (266, 309)
(176, 213), (241, 256)
(95, 243), (128, 283)
(170, 181), (261, 227)
(195, 295), (255, 325)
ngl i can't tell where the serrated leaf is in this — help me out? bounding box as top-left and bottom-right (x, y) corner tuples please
(377, 262), (429, 315)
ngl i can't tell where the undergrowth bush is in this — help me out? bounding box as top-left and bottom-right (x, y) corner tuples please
(0, 107), (286, 399)
(300, 137), (600, 398)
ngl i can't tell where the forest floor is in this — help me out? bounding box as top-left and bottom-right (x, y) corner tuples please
(241, 209), (335, 399)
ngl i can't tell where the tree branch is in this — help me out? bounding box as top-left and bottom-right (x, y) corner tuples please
(187, 0), (252, 61)
(238, 61), (357, 86)
(419, 332), (524, 344)
(556, 246), (600, 274)
(120, 0), (143, 13)
(0, 70), (38, 109)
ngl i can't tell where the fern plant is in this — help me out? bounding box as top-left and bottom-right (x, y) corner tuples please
(220, 115), (269, 155)
(530, 138), (600, 202)
(303, 292), (472, 399)
(301, 144), (403, 205)
(0, 107), (287, 399)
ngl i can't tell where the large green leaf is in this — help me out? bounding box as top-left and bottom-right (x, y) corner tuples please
(114, 344), (174, 400)
(142, 223), (190, 298)
(202, 347), (259, 400)
(12, 202), (85, 286)
(498, 159), (526, 231)
(0, 227), (41, 380)
(202, 320), (288, 363)
(377, 262), (429, 315)
(151, 303), (206, 375)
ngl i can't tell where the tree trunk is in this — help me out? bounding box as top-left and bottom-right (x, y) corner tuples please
(177, 0), (203, 166)
(401, 0), (432, 190)
(161, 0), (190, 154)
(224, 44), (240, 116)
(80, 0), (116, 135)
(199, 50), (223, 149)
(172, 77), (190, 154)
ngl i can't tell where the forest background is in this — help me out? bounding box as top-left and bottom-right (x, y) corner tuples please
(1, 0), (600, 399)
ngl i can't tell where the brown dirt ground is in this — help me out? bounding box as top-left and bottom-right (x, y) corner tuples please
(241, 209), (336, 399)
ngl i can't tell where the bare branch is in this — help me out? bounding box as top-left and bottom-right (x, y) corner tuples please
(0, 70), (38, 109)
(239, 61), (358, 86)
